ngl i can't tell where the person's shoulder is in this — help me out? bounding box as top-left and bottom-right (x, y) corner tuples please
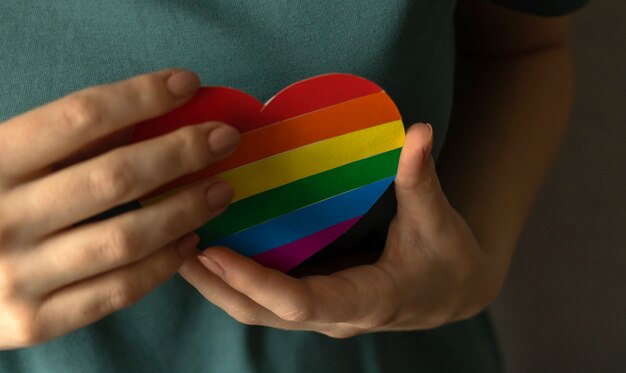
(488, 0), (590, 17)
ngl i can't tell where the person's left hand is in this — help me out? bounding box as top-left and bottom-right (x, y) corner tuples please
(179, 123), (506, 338)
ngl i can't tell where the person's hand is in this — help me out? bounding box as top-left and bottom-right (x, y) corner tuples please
(179, 123), (507, 338)
(0, 70), (240, 349)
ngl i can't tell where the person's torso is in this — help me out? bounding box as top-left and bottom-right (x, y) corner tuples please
(0, 1), (501, 372)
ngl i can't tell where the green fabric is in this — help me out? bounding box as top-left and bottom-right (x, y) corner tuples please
(0, 1), (586, 372)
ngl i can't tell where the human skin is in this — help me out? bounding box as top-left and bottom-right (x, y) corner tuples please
(179, 0), (575, 337)
(0, 70), (240, 349)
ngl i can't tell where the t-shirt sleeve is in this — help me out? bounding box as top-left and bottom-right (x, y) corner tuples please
(489, 0), (590, 16)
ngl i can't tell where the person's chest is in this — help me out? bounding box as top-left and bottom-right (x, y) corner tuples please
(0, 0), (458, 262)
(0, 0), (457, 122)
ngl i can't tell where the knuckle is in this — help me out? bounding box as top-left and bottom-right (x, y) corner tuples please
(171, 126), (212, 172)
(182, 188), (211, 220)
(99, 225), (138, 264)
(176, 188), (203, 215)
(159, 206), (193, 239)
(276, 302), (313, 323)
(61, 93), (101, 133)
(104, 281), (141, 312)
(163, 187), (209, 235)
(127, 74), (173, 116)
(88, 161), (134, 203)
(134, 74), (163, 100)
(149, 251), (181, 281)
(3, 304), (43, 348)
(138, 248), (181, 286)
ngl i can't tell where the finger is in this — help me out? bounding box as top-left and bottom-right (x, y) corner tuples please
(197, 247), (397, 327)
(0, 69), (200, 182)
(8, 122), (239, 237)
(181, 257), (368, 338)
(35, 234), (198, 343)
(180, 257), (361, 338)
(394, 123), (448, 227)
(179, 257), (294, 329)
(52, 128), (132, 170)
(22, 179), (233, 294)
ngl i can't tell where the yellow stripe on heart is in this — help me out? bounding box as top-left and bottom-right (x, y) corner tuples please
(141, 120), (404, 206)
(220, 120), (404, 202)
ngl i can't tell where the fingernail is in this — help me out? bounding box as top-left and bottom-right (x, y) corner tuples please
(176, 233), (200, 258)
(206, 181), (234, 210)
(208, 124), (240, 156)
(198, 254), (225, 277)
(166, 70), (200, 98)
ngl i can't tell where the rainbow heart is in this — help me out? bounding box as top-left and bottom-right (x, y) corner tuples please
(130, 74), (405, 272)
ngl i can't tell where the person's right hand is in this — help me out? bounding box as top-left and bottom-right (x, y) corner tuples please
(0, 70), (240, 349)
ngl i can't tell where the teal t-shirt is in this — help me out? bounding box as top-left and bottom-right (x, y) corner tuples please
(0, 1), (586, 372)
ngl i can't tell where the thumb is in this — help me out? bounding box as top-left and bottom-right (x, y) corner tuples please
(394, 123), (447, 226)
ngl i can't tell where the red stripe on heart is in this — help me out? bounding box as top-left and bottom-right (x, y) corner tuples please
(260, 73), (382, 124)
(131, 73), (383, 142)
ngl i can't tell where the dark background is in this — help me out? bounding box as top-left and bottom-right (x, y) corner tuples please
(490, 1), (626, 372)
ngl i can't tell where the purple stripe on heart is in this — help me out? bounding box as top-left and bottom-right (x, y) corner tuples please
(252, 216), (362, 272)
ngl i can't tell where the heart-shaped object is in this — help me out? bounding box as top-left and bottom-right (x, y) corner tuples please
(130, 74), (405, 272)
